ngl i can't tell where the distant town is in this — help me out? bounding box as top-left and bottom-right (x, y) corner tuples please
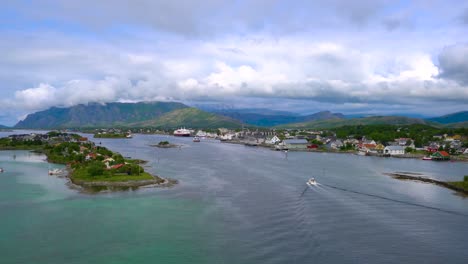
(73, 124), (468, 161)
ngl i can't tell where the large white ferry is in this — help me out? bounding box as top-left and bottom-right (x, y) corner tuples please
(173, 128), (191, 137)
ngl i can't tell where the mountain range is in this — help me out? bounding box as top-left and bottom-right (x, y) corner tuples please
(129, 108), (242, 129)
(277, 115), (432, 129)
(214, 110), (344, 127)
(214, 109), (468, 128)
(13, 102), (468, 129)
(15, 102), (188, 128)
(426, 111), (468, 124)
(15, 102), (242, 129)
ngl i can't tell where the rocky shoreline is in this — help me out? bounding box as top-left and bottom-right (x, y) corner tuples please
(56, 163), (177, 192)
(383, 172), (468, 196)
(220, 140), (468, 162)
(150, 143), (181, 148)
(70, 177), (167, 187)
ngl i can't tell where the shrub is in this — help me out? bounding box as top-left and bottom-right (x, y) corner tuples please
(87, 161), (105, 177)
(405, 147), (414, 153)
(116, 164), (144, 175)
(158, 141), (169, 146)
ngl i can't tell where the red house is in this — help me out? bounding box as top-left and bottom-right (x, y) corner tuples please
(111, 164), (125, 170)
(426, 147), (438, 153)
(431, 151), (450, 161)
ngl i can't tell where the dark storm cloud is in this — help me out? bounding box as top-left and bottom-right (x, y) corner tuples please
(438, 44), (468, 84)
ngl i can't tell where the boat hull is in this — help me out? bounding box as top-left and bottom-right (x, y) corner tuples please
(174, 134), (190, 137)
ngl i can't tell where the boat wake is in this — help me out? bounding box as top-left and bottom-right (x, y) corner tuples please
(319, 183), (468, 217)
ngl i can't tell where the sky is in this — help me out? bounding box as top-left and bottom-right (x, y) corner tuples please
(1, 0), (468, 125)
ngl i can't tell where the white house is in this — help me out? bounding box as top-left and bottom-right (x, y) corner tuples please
(283, 139), (309, 150)
(384, 146), (405, 156)
(267, 135), (281, 145)
(219, 133), (235, 141)
(196, 130), (206, 137)
(330, 140), (344, 149)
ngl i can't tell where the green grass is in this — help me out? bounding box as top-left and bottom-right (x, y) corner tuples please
(450, 181), (468, 191)
(0, 145), (44, 150)
(449, 176), (468, 191)
(131, 107), (243, 128)
(94, 133), (128, 138)
(71, 167), (154, 182)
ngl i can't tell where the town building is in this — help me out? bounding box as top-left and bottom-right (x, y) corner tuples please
(431, 151), (450, 161)
(383, 146), (405, 156)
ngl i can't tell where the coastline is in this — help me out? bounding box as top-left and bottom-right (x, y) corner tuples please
(384, 172), (468, 196)
(219, 140), (468, 162)
(1, 148), (176, 192)
(61, 161), (176, 191)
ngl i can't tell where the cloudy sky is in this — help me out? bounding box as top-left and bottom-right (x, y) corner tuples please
(1, 0), (467, 125)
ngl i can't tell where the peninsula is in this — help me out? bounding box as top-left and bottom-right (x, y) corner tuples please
(0, 132), (170, 190)
(384, 172), (468, 195)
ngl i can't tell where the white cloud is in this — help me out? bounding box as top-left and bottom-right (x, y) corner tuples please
(2, 35), (467, 115)
(14, 84), (57, 110)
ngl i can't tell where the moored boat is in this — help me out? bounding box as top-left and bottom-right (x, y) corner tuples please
(357, 150), (368, 156)
(48, 168), (64, 175)
(422, 156), (432, 160)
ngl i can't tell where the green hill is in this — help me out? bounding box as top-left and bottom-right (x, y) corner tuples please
(427, 111), (468, 124)
(214, 110), (344, 126)
(131, 108), (243, 129)
(14, 102), (189, 129)
(444, 121), (468, 128)
(278, 116), (432, 129)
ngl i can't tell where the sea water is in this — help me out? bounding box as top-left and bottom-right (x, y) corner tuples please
(1, 132), (467, 263)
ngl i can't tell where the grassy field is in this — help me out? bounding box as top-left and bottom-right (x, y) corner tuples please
(450, 176), (468, 191)
(71, 167), (155, 182)
(94, 133), (129, 138)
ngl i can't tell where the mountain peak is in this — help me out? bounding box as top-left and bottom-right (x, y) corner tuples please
(14, 102), (189, 129)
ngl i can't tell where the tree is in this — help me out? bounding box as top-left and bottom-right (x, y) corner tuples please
(308, 139), (323, 145)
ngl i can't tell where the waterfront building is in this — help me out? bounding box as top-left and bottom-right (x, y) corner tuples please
(431, 151), (450, 161)
(283, 139), (309, 150)
(383, 146), (405, 156)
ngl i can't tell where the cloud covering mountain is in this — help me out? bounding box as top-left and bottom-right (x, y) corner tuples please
(0, 0), (467, 125)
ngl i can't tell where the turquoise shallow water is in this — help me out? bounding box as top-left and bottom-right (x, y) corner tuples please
(1, 131), (468, 264)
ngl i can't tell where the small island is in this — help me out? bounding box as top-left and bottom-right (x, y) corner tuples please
(0, 132), (172, 191)
(151, 141), (180, 148)
(94, 133), (132, 138)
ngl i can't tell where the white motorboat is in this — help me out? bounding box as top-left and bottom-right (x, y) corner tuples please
(0, 168), (4, 173)
(193, 136), (201, 142)
(306, 177), (317, 186)
(48, 168), (63, 175)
